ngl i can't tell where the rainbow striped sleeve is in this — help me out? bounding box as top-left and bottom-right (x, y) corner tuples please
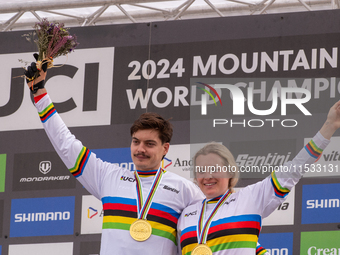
(271, 171), (290, 198)
(102, 196), (180, 244)
(38, 103), (56, 123)
(256, 244), (268, 255)
(180, 214), (261, 255)
(305, 139), (323, 159)
(69, 146), (91, 178)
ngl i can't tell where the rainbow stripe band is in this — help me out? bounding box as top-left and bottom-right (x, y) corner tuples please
(136, 169), (159, 177)
(102, 196), (180, 244)
(180, 214), (261, 254)
(271, 171), (290, 198)
(69, 146), (91, 178)
(134, 168), (165, 220)
(197, 190), (231, 244)
(305, 139), (323, 159)
(38, 103), (56, 123)
(256, 244), (268, 255)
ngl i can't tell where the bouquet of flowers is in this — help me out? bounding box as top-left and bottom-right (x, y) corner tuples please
(22, 18), (79, 80)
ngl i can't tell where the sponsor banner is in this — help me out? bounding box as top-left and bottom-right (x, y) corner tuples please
(230, 139), (296, 179)
(8, 242), (73, 255)
(167, 143), (209, 180)
(0, 154), (5, 192)
(80, 241), (101, 255)
(258, 232), (293, 255)
(0, 200), (3, 238)
(112, 33), (340, 124)
(303, 136), (340, 177)
(300, 231), (340, 254)
(12, 152), (75, 191)
(92, 147), (135, 171)
(1, 47), (114, 132)
(301, 183), (340, 224)
(81, 195), (103, 234)
(262, 187), (295, 226)
(10, 196), (75, 237)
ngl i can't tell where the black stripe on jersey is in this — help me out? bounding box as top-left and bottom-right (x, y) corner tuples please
(104, 209), (137, 218)
(146, 214), (177, 230)
(181, 236), (198, 249)
(207, 227), (260, 241)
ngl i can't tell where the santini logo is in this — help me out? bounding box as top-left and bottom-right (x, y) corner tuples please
(163, 185), (180, 194)
(14, 211), (71, 222)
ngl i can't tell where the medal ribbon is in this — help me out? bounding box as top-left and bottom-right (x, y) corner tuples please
(197, 190), (231, 244)
(134, 167), (165, 219)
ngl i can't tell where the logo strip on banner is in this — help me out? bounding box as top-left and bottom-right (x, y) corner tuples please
(302, 183), (340, 224)
(10, 196), (75, 237)
(300, 231), (340, 254)
(1, 48), (114, 132)
(0, 154), (6, 192)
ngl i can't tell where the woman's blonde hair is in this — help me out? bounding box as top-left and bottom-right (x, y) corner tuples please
(193, 142), (240, 193)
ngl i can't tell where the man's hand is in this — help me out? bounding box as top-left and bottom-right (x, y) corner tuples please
(320, 100), (340, 139)
(24, 54), (48, 95)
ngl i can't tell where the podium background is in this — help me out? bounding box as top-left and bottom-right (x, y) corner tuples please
(1, 9), (340, 254)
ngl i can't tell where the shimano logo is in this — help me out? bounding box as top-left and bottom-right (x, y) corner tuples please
(120, 176), (136, 182)
(14, 211), (71, 222)
(266, 248), (288, 255)
(306, 199), (340, 209)
(163, 185), (180, 194)
(184, 210), (197, 217)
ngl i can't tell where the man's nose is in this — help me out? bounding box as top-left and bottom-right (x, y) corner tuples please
(137, 143), (146, 152)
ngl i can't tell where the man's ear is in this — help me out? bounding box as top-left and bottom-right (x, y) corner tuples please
(163, 143), (170, 155)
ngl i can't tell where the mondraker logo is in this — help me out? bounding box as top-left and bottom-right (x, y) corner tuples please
(39, 161), (52, 174)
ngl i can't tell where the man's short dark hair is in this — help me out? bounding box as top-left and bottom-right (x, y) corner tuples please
(130, 112), (173, 144)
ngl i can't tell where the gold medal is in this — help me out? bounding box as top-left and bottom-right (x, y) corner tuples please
(191, 244), (213, 255)
(129, 219), (152, 241)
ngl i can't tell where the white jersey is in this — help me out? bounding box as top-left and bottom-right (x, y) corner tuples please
(35, 95), (205, 255)
(177, 132), (329, 255)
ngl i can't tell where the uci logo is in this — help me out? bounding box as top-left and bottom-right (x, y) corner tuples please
(1, 48), (114, 132)
(120, 176), (136, 182)
(39, 161), (52, 174)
